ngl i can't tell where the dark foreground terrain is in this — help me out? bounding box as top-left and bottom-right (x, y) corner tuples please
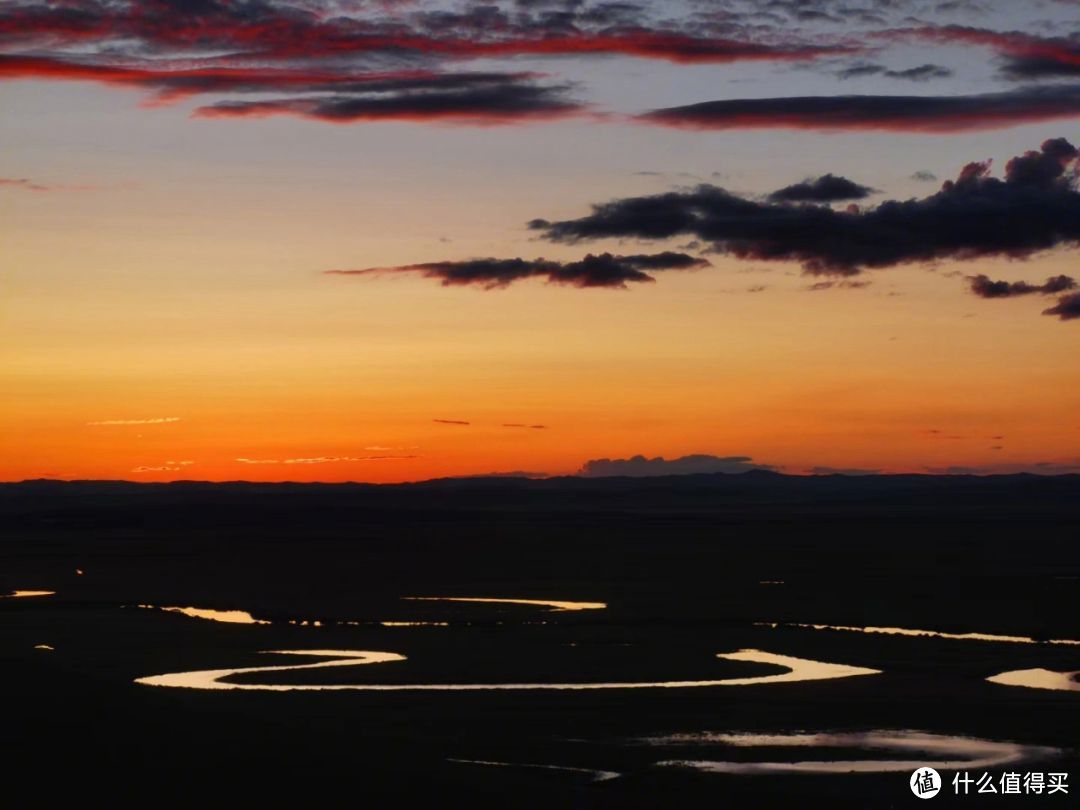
(2, 472), (1078, 808)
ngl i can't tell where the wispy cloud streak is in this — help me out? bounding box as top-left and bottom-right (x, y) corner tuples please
(330, 252), (709, 289)
(88, 417), (181, 426)
(638, 86), (1080, 133)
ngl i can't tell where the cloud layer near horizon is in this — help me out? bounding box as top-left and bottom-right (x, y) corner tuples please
(578, 453), (775, 477)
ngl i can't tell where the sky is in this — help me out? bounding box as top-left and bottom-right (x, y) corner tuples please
(2, 0), (1080, 482)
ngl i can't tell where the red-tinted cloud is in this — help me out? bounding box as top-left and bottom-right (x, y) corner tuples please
(0, 1), (853, 63)
(896, 26), (1080, 78)
(430, 31), (854, 64)
(0, 1), (860, 127)
(0, 53), (447, 101)
(0, 54), (584, 123)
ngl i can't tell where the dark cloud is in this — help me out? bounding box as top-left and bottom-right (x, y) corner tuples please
(1002, 55), (1080, 80)
(328, 252), (709, 289)
(911, 170), (938, 181)
(768, 173), (875, 202)
(477, 32), (853, 63)
(433, 419), (471, 425)
(837, 62), (953, 81)
(968, 273), (1076, 298)
(1043, 292), (1080, 320)
(1006, 136), (1079, 184)
(530, 138), (1080, 279)
(578, 453), (775, 477)
(884, 63), (954, 81)
(195, 76), (584, 124)
(836, 63), (886, 79)
(637, 85), (1080, 132)
(502, 423), (548, 429)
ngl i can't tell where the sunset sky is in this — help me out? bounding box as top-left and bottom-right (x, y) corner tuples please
(3, 0), (1079, 482)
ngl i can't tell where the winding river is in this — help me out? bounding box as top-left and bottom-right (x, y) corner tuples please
(115, 602), (1080, 695)
(760, 621), (1080, 693)
(134, 648), (880, 691)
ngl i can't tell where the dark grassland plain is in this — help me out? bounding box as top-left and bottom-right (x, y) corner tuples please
(2, 473), (1078, 808)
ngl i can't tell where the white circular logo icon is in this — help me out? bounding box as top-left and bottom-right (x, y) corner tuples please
(911, 767), (942, 799)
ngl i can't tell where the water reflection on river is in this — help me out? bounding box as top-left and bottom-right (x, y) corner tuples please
(138, 605), (270, 625)
(759, 621), (1080, 646)
(652, 730), (1060, 774)
(2, 590), (56, 598)
(402, 597), (606, 612)
(987, 668), (1080, 693)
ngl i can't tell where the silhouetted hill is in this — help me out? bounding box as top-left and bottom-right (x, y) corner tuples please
(3, 471), (1079, 533)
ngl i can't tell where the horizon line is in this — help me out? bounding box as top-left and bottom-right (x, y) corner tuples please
(5, 469), (1078, 487)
